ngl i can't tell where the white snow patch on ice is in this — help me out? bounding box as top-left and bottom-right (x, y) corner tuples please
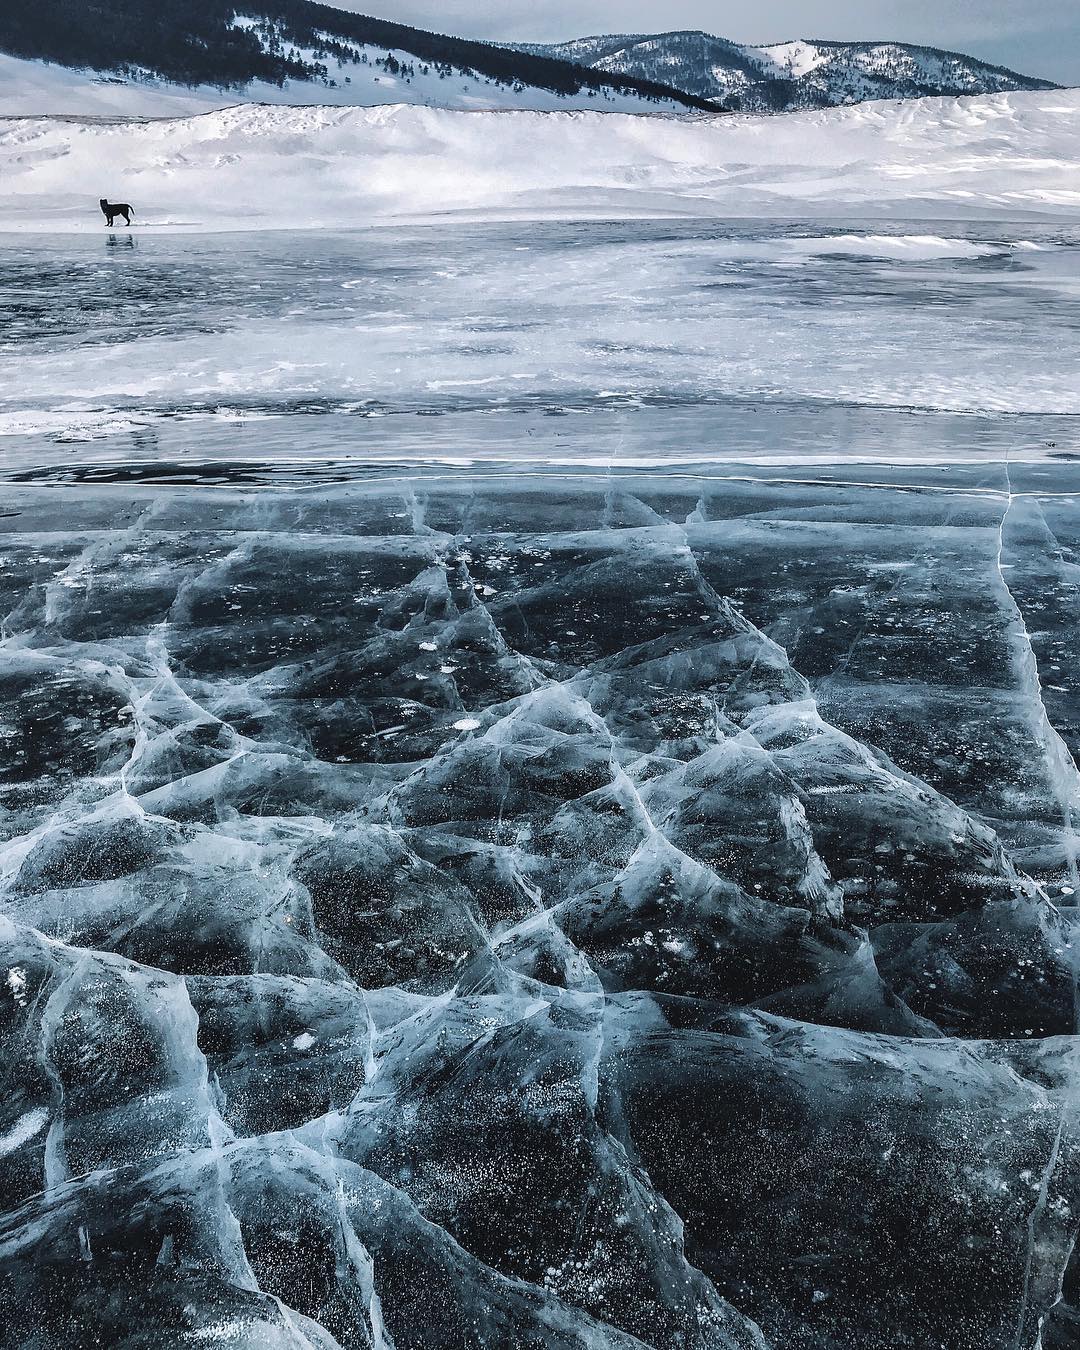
(6, 968), (28, 1008)
(0, 1108), (49, 1158)
(821, 234), (999, 258)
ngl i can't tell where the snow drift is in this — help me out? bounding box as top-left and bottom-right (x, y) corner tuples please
(1, 87), (1079, 231)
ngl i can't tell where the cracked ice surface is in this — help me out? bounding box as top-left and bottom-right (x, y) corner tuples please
(4, 220), (1080, 1349)
(3, 467), (1080, 1348)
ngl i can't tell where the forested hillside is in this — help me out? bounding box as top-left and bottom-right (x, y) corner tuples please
(0, 0), (720, 110)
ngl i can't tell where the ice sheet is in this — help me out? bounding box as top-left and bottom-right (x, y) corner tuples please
(3, 471), (1080, 1347)
(1, 220), (1079, 454)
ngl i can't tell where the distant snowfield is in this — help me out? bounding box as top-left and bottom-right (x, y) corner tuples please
(0, 78), (1078, 231)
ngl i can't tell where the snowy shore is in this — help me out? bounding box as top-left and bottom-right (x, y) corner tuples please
(1, 87), (1078, 232)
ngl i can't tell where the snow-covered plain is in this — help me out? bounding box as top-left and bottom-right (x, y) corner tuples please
(1, 86), (1079, 232)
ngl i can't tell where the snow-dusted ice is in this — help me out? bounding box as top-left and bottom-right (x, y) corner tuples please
(3, 167), (1080, 1347)
(1, 218), (1078, 452)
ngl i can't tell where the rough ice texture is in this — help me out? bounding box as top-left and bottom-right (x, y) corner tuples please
(3, 472), (1080, 1347)
(1, 87), (1079, 232)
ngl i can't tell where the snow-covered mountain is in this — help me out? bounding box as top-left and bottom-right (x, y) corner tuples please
(0, 47), (694, 118)
(513, 32), (1059, 112)
(0, 2), (716, 118)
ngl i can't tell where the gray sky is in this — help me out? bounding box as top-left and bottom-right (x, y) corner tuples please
(342, 1), (1079, 84)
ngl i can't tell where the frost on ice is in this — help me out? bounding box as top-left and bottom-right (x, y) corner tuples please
(1, 472), (1080, 1348)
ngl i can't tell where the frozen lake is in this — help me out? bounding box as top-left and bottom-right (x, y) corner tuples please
(2, 218), (1080, 457)
(4, 219), (1080, 1350)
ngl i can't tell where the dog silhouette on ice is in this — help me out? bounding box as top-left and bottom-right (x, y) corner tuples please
(100, 198), (134, 227)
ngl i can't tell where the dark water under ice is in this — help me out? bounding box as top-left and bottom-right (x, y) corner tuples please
(3, 221), (1080, 1350)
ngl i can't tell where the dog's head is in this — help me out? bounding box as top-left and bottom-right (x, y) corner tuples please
(99, 199), (108, 209)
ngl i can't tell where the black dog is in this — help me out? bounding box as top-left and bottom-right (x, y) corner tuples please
(100, 198), (134, 227)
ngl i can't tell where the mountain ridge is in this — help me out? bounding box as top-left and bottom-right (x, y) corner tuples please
(510, 30), (1060, 112)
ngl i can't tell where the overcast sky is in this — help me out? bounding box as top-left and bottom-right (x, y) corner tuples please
(342, 1), (1079, 84)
